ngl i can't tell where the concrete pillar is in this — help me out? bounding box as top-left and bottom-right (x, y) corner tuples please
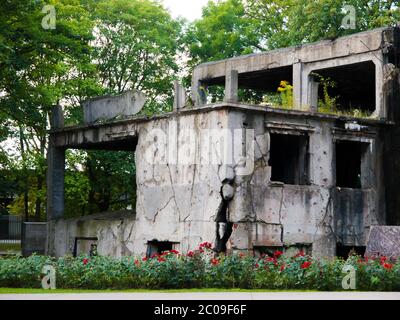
(224, 70), (239, 103)
(47, 105), (65, 221)
(50, 105), (64, 129)
(46, 145), (65, 220)
(309, 76), (319, 112)
(293, 62), (303, 109)
(173, 81), (187, 111)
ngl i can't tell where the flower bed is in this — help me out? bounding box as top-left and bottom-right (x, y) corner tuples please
(0, 243), (399, 291)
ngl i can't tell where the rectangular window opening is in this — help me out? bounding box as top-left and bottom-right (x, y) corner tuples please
(253, 246), (284, 258)
(268, 133), (309, 185)
(146, 240), (176, 258)
(312, 61), (376, 116)
(336, 244), (366, 259)
(335, 140), (368, 189)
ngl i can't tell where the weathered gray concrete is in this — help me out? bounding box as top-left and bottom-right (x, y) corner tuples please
(22, 222), (46, 257)
(365, 226), (400, 258)
(83, 90), (146, 124)
(46, 27), (400, 258)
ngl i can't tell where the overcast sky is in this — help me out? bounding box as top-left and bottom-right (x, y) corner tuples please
(162, 0), (210, 21)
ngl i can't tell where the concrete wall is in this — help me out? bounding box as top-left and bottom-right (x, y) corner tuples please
(22, 222), (47, 257)
(48, 106), (386, 258)
(49, 212), (135, 257)
(226, 110), (383, 258)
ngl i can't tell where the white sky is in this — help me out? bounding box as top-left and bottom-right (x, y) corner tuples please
(162, 0), (210, 21)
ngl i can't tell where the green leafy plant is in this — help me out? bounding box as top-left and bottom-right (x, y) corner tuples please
(1, 244), (399, 291)
(277, 80), (293, 108)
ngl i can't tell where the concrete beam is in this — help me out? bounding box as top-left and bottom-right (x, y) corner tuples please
(192, 27), (391, 84)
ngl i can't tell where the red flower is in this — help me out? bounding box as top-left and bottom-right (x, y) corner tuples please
(134, 259), (140, 266)
(142, 257), (148, 262)
(383, 263), (393, 270)
(255, 263), (259, 268)
(200, 242), (212, 249)
(280, 264), (285, 271)
(211, 258), (219, 266)
(187, 251), (194, 257)
(380, 256), (387, 265)
(83, 258), (89, 266)
(157, 257), (166, 262)
(239, 253), (245, 258)
(301, 261), (312, 269)
(170, 249), (179, 255)
(265, 257), (278, 266)
(295, 251), (305, 258)
(274, 250), (283, 258)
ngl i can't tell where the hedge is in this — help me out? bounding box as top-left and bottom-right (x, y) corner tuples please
(0, 242), (399, 291)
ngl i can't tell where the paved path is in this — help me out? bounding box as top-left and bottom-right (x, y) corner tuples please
(1, 292), (400, 300)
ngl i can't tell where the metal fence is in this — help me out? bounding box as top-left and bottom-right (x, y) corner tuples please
(0, 215), (22, 243)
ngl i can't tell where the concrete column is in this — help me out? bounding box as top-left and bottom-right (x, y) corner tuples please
(293, 62), (303, 109)
(46, 143), (65, 220)
(47, 105), (65, 221)
(173, 81), (187, 111)
(224, 70), (239, 103)
(50, 105), (64, 129)
(308, 76), (319, 112)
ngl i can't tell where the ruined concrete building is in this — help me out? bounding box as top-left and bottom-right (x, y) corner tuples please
(47, 27), (400, 258)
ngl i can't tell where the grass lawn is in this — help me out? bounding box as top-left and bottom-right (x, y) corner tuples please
(0, 288), (316, 294)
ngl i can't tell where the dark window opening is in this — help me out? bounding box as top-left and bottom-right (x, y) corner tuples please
(336, 244), (366, 259)
(269, 133), (309, 185)
(335, 140), (368, 188)
(202, 66), (293, 105)
(73, 237), (98, 257)
(313, 61), (376, 115)
(146, 240), (175, 258)
(253, 246), (284, 258)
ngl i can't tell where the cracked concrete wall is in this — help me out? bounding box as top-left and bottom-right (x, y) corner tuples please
(131, 109), (230, 255)
(226, 110), (383, 258)
(49, 105), (386, 258)
(50, 212), (136, 257)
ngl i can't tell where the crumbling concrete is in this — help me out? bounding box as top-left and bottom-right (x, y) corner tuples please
(365, 226), (400, 259)
(83, 90), (146, 124)
(46, 27), (400, 258)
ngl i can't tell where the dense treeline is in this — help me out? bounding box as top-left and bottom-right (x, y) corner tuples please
(0, 0), (398, 220)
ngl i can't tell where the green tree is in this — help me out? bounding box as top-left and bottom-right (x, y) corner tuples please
(78, 0), (183, 215)
(92, 0), (182, 114)
(245, 0), (400, 50)
(0, 0), (98, 220)
(186, 0), (261, 65)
